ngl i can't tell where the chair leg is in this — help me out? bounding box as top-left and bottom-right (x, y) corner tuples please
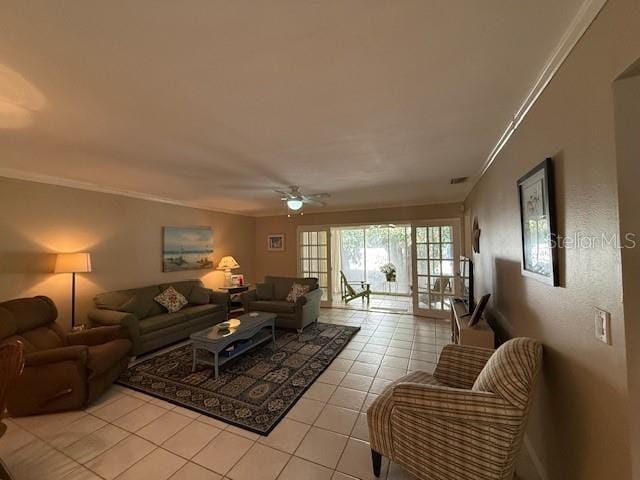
(371, 449), (382, 477)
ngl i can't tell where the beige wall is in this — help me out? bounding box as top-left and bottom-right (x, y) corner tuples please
(614, 68), (640, 476)
(0, 177), (256, 330)
(463, 0), (639, 478)
(255, 202), (463, 281)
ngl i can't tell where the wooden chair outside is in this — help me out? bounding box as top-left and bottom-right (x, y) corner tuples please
(0, 341), (24, 438)
(340, 271), (371, 304)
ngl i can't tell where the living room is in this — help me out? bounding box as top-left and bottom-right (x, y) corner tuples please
(1, 1), (639, 480)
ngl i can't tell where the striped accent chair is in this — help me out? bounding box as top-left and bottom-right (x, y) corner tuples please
(367, 337), (542, 480)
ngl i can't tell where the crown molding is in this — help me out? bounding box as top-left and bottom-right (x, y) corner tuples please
(0, 168), (253, 217)
(476, 0), (608, 182)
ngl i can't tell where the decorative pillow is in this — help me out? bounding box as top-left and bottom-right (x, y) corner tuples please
(189, 285), (211, 305)
(120, 294), (150, 319)
(154, 286), (188, 313)
(256, 283), (274, 300)
(286, 283), (310, 303)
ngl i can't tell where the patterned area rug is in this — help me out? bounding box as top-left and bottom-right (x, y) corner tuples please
(118, 322), (360, 435)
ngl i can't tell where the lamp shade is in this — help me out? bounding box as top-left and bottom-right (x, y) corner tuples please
(216, 256), (240, 270)
(55, 252), (92, 273)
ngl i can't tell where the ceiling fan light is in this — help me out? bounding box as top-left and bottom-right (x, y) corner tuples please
(287, 199), (304, 210)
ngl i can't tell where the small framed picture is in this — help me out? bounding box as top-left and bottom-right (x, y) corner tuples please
(267, 234), (285, 251)
(517, 158), (559, 286)
(231, 274), (245, 286)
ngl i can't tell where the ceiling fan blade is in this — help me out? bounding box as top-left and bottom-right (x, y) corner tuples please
(307, 192), (330, 199)
(275, 190), (295, 198)
(302, 197), (327, 206)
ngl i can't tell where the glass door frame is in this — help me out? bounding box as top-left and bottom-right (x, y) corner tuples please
(411, 218), (462, 318)
(297, 225), (332, 307)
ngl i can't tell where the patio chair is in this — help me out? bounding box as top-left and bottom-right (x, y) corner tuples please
(340, 271), (371, 304)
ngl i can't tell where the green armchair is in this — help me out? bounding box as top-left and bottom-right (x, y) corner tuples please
(240, 276), (322, 332)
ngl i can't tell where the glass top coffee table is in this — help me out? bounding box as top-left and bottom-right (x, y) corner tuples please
(190, 311), (276, 379)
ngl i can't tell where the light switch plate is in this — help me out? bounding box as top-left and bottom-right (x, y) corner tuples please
(594, 308), (611, 344)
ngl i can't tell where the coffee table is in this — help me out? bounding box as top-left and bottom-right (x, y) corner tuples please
(190, 311), (276, 379)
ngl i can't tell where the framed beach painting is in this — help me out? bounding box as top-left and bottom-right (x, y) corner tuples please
(163, 226), (214, 272)
(517, 158), (559, 286)
(267, 234), (285, 251)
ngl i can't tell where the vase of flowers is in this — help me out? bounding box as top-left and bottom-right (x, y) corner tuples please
(380, 263), (397, 282)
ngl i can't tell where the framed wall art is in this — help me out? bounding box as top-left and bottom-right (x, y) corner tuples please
(267, 234), (285, 251)
(517, 158), (559, 286)
(163, 226), (214, 272)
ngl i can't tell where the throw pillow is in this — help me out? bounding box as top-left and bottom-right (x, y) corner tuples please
(286, 283), (310, 303)
(256, 283), (274, 300)
(120, 294), (150, 319)
(189, 285), (211, 305)
(154, 286), (188, 313)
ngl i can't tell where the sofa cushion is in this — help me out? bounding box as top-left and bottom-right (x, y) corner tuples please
(87, 339), (131, 376)
(139, 312), (189, 335)
(256, 283), (274, 300)
(189, 285), (211, 305)
(181, 304), (222, 321)
(155, 287), (188, 313)
(159, 281), (199, 300)
(120, 294), (151, 319)
(265, 276), (318, 300)
(266, 277), (294, 300)
(93, 290), (131, 311)
(249, 300), (296, 314)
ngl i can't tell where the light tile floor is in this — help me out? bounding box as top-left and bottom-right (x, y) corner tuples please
(0, 308), (453, 480)
(330, 293), (413, 314)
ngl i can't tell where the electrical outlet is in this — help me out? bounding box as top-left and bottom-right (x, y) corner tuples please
(594, 308), (611, 344)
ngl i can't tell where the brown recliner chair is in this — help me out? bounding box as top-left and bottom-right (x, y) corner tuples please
(0, 296), (132, 417)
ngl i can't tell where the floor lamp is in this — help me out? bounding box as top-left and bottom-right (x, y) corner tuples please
(55, 252), (92, 328)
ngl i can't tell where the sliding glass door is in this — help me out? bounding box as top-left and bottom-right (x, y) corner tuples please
(298, 226), (331, 306)
(411, 220), (461, 318)
(333, 225), (411, 295)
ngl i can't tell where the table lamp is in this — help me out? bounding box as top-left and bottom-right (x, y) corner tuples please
(55, 252), (92, 328)
(216, 256), (240, 287)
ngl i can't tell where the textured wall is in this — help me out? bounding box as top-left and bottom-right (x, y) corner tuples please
(464, 0), (639, 477)
(0, 177), (256, 330)
(614, 70), (640, 476)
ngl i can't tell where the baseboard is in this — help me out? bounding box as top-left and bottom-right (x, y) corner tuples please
(523, 435), (550, 480)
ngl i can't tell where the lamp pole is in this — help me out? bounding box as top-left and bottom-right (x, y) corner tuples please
(71, 271), (76, 328)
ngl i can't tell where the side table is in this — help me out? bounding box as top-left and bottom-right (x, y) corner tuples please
(216, 285), (251, 317)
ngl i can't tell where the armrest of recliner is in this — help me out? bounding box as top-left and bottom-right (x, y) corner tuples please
(67, 325), (129, 347)
(88, 309), (140, 335)
(433, 343), (495, 389)
(25, 345), (89, 367)
(8, 346), (89, 416)
(391, 382), (523, 427)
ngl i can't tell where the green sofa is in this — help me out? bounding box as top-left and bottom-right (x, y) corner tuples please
(88, 280), (228, 356)
(240, 276), (322, 332)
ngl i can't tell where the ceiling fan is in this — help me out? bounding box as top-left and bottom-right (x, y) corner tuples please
(276, 186), (330, 213)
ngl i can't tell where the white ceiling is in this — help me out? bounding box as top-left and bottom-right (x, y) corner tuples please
(0, 1), (586, 215)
